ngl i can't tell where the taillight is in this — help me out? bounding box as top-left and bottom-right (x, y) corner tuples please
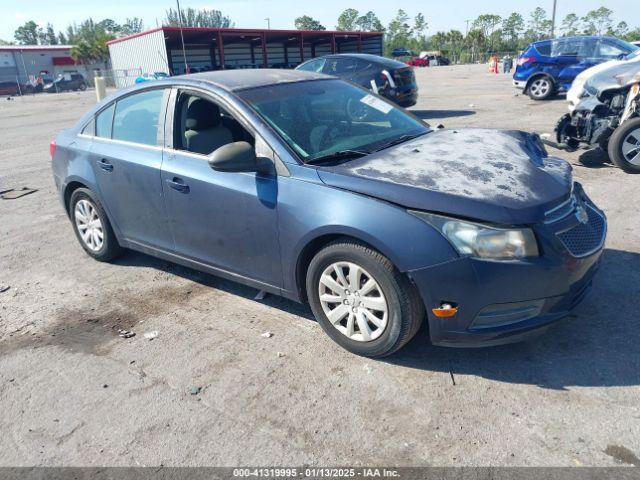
(49, 140), (56, 159)
(517, 56), (535, 66)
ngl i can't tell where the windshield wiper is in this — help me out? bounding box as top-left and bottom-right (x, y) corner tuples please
(306, 149), (371, 165)
(372, 132), (429, 152)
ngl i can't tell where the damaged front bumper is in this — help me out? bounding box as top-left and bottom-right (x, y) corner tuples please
(407, 186), (606, 347)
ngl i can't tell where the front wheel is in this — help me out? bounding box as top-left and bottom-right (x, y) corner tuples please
(306, 240), (424, 357)
(79, 83), (87, 91)
(608, 117), (640, 173)
(528, 76), (554, 100)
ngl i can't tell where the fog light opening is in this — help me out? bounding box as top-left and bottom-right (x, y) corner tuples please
(432, 302), (459, 318)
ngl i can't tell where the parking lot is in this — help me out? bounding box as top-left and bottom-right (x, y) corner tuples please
(1, 64), (639, 467)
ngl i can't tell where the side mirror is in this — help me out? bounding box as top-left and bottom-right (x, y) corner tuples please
(208, 141), (270, 173)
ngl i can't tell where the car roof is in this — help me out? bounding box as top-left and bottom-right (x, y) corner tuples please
(315, 53), (408, 69)
(533, 35), (620, 45)
(174, 69), (332, 92)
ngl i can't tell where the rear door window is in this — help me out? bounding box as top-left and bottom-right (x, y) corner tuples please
(551, 38), (593, 58)
(95, 104), (115, 139)
(298, 58), (326, 72)
(112, 89), (165, 146)
(323, 57), (358, 76)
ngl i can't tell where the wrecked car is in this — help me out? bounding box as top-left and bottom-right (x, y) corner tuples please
(556, 59), (640, 173)
(51, 70), (606, 357)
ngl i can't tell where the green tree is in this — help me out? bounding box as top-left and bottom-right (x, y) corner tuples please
(14, 20), (42, 45)
(445, 29), (464, 61)
(41, 23), (58, 45)
(294, 15), (326, 31)
(385, 9), (412, 54)
(337, 8), (359, 31)
(356, 11), (385, 32)
(69, 19), (116, 67)
(526, 7), (552, 41)
(465, 29), (485, 62)
(97, 19), (120, 35)
(0, 39), (14, 45)
(120, 18), (144, 36)
(430, 31), (447, 50)
(164, 8), (232, 28)
(502, 13), (524, 49)
(609, 21), (628, 37)
(582, 7), (613, 36)
(561, 13), (580, 36)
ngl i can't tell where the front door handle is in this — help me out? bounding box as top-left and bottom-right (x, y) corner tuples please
(97, 158), (113, 172)
(166, 177), (190, 194)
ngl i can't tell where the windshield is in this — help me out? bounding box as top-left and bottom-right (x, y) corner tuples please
(239, 79), (429, 162)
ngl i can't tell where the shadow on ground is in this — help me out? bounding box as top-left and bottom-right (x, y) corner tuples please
(577, 147), (614, 169)
(387, 248), (640, 390)
(410, 109), (476, 120)
(116, 248), (639, 390)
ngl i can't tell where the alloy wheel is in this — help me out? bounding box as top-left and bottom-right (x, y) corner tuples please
(74, 199), (104, 251)
(318, 262), (388, 342)
(530, 78), (550, 98)
(621, 127), (640, 165)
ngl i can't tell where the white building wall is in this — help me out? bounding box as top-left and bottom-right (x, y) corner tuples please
(108, 30), (169, 88)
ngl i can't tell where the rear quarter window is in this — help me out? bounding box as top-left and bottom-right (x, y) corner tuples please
(534, 42), (551, 56)
(95, 103), (115, 139)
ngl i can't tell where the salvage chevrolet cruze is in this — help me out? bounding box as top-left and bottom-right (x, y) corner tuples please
(51, 70), (607, 357)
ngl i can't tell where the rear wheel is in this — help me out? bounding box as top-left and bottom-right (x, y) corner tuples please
(79, 83), (87, 91)
(70, 188), (123, 261)
(306, 240), (424, 357)
(608, 117), (640, 173)
(528, 76), (554, 100)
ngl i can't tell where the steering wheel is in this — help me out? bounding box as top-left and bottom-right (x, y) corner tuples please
(319, 119), (352, 151)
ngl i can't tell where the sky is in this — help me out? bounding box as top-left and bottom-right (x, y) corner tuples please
(1, 0), (636, 42)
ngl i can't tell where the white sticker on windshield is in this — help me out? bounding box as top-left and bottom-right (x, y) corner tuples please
(360, 94), (393, 114)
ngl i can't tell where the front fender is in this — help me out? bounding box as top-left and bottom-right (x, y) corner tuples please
(276, 174), (458, 299)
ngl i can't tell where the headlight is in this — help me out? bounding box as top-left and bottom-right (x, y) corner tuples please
(411, 211), (539, 259)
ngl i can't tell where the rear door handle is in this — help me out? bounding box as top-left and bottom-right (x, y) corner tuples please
(166, 177), (190, 193)
(97, 158), (113, 172)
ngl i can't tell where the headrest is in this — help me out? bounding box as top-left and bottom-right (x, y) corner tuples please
(185, 98), (221, 130)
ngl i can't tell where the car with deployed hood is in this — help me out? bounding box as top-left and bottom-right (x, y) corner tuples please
(566, 48), (640, 112)
(556, 58), (640, 173)
(513, 36), (638, 100)
(51, 70), (606, 357)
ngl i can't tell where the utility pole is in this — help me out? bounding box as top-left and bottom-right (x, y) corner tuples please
(265, 18), (271, 30)
(176, 0), (188, 74)
(550, 0), (558, 37)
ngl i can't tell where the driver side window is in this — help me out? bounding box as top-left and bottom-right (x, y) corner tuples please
(173, 93), (253, 156)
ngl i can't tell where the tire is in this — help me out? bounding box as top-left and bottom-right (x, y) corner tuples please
(306, 240), (424, 357)
(79, 84), (87, 91)
(608, 117), (640, 173)
(69, 188), (123, 261)
(528, 76), (554, 100)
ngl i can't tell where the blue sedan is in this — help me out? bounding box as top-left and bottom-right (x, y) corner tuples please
(51, 70), (606, 357)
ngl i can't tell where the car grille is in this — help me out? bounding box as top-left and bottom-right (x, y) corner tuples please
(544, 195), (577, 224)
(556, 204), (606, 257)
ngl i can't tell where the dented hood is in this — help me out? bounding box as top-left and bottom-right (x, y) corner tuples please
(585, 59), (640, 96)
(316, 129), (573, 225)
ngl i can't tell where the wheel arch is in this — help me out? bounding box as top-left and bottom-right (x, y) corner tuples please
(294, 230), (411, 303)
(63, 180), (90, 216)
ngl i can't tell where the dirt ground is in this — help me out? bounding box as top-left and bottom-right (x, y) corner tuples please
(0, 64), (639, 467)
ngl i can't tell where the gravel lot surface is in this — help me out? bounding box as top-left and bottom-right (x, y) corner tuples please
(0, 64), (639, 467)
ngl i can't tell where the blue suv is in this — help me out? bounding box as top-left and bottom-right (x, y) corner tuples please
(513, 36), (638, 100)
